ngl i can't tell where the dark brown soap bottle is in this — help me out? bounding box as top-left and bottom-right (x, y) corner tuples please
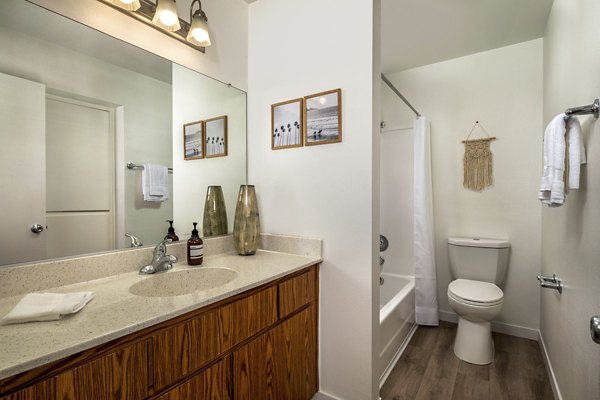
(164, 220), (179, 242)
(187, 222), (203, 265)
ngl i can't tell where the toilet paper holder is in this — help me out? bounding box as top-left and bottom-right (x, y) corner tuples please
(537, 274), (563, 294)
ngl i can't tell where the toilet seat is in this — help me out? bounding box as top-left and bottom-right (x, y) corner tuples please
(448, 279), (503, 307)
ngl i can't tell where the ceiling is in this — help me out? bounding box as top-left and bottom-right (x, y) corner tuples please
(381, 0), (554, 73)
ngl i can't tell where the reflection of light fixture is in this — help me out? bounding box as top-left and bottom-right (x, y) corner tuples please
(187, 0), (211, 47)
(108, 0), (141, 11)
(152, 0), (181, 32)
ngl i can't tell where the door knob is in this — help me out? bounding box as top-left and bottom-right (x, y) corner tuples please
(30, 224), (44, 234)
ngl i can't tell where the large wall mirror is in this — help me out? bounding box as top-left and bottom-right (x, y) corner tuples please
(0, 0), (247, 267)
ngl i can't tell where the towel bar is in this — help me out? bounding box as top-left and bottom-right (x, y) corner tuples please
(565, 99), (599, 118)
(127, 162), (173, 173)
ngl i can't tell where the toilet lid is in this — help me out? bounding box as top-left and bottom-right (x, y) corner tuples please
(448, 279), (503, 305)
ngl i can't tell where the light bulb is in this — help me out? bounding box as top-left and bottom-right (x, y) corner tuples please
(109, 0), (141, 11)
(191, 28), (209, 43)
(159, 10), (178, 27)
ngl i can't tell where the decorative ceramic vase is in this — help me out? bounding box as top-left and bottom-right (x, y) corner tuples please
(233, 185), (260, 255)
(203, 186), (228, 237)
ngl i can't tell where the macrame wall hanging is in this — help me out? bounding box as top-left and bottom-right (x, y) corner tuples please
(462, 121), (496, 192)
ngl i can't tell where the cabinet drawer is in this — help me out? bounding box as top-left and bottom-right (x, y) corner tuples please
(1, 341), (149, 400)
(278, 268), (316, 318)
(152, 286), (277, 391)
(155, 359), (230, 400)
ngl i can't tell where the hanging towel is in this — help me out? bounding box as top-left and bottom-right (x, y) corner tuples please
(566, 117), (586, 190)
(142, 164), (169, 202)
(539, 114), (567, 206)
(1, 292), (95, 325)
(413, 117), (439, 326)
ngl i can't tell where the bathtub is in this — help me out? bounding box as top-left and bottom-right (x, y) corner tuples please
(379, 273), (417, 387)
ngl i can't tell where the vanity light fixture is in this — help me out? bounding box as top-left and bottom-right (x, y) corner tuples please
(108, 0), (141, 11)
(151, 0), (181, 32)
(187, 0), (211, 47)
(97, 0), (206, 52)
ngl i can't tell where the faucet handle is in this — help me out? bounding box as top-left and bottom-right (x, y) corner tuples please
(154, 238), (172, 256)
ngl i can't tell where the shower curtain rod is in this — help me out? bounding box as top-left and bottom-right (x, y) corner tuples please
(381, 73), (421, 117)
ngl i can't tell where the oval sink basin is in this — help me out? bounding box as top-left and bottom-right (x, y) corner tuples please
(129, 268), (238, 297)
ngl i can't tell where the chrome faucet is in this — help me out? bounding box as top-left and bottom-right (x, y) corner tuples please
(140, 239), (178, 274)
(125, 233), (143, 248)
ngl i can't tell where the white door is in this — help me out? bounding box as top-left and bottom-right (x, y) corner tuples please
(0, 72), (46, 265)
(45, 96), (114, 259)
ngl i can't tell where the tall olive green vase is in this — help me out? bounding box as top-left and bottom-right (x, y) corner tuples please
(233, 185), (260, 255)
(202, 186), (228, 237)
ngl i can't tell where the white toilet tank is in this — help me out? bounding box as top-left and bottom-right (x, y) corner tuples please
(448, 237), (510, 284)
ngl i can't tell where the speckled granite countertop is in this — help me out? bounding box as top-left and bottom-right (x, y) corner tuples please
(0, 248), (322, 380)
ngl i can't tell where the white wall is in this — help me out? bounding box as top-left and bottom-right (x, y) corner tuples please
(0, 25), (173, 249)
(541, 0), (600, 398)
(247, 0), (380, 398)
(386, 39), (544, 332)
(28, 0), (248, 90)
(172, 64), (247, 238)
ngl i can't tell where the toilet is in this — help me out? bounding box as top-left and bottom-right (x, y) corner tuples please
(447, 237), (510, 365)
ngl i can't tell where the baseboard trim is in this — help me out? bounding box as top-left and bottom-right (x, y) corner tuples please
(379, 323), (418, 389)
(311, 391), (343, 400)
(538, 331), (562, 400)
(438, 310), (539, 340)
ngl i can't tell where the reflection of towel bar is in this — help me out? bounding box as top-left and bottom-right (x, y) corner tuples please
(126, 162), (173, 173)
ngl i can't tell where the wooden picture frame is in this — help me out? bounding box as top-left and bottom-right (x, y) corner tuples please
(183, 120), (204, 160)
(271, 98), (304, 150)
(204, 115), (228, 158)
(304, 88), (342, 146)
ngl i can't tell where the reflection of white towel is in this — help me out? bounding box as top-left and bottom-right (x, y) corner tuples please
(539, 114), (566, 206)
(567, 117), (586, 189)
(142, 164), (169, 202)
(1, 292), (95, 325)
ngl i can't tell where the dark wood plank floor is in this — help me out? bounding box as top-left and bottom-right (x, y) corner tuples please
(380, 321), (555, 400)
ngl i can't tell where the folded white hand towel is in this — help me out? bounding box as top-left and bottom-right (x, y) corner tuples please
(1, 292), (95, 325)
(142, 164), (169, 202)
(567, 117), (586, 190)
(539, 114), (567, 206)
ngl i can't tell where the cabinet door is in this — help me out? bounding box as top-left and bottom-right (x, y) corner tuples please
(153, 287), (277, 391)
(155, 359), (231, 400)
(233, 307), (317, 400)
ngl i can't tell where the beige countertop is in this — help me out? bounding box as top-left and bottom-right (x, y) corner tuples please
(0, 250), (322, 380)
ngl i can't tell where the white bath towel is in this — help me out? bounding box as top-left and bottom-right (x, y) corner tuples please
(142, 164), (169, 202)
(539, 114), (567, 206)
(567, 117), (586, 190)
(1, 292), (95, 325)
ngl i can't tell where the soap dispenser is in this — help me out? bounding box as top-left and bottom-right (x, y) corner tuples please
(164, 220), (179, 242)
(187, 222), (203, 266)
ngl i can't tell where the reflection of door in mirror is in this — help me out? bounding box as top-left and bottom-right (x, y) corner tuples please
(0, 72), (46, 265)
(46, 96), (115, 259)
(0, 75), (117, 265)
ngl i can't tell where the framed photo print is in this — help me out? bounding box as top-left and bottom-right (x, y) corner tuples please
(304, 88), (342, 146)
(205, 115), (228, 158)
(183, 120), (204, 160)
(271, 98), (303, 150)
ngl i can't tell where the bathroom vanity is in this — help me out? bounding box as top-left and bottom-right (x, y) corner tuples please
(0, 236), (321, 400)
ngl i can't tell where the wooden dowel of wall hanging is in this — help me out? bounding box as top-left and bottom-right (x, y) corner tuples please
(462, 137), (497, 143)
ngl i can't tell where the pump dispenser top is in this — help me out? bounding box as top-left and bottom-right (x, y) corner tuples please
(164, 220), (179, 242)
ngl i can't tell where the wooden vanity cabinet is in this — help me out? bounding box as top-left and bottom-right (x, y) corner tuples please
(0, 265), (319, 400)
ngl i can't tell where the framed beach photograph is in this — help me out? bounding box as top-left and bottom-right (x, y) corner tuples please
(205, 115), (228, 158)
(304, 88), (342, 146)
(183, 120), (204, 160)
(271, 98), (303, 150)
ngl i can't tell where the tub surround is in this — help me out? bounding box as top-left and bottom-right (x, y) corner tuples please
(0, 233), (322, 381)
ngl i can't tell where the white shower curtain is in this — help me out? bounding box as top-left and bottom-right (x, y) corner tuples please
(413, 117), (439, 326)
